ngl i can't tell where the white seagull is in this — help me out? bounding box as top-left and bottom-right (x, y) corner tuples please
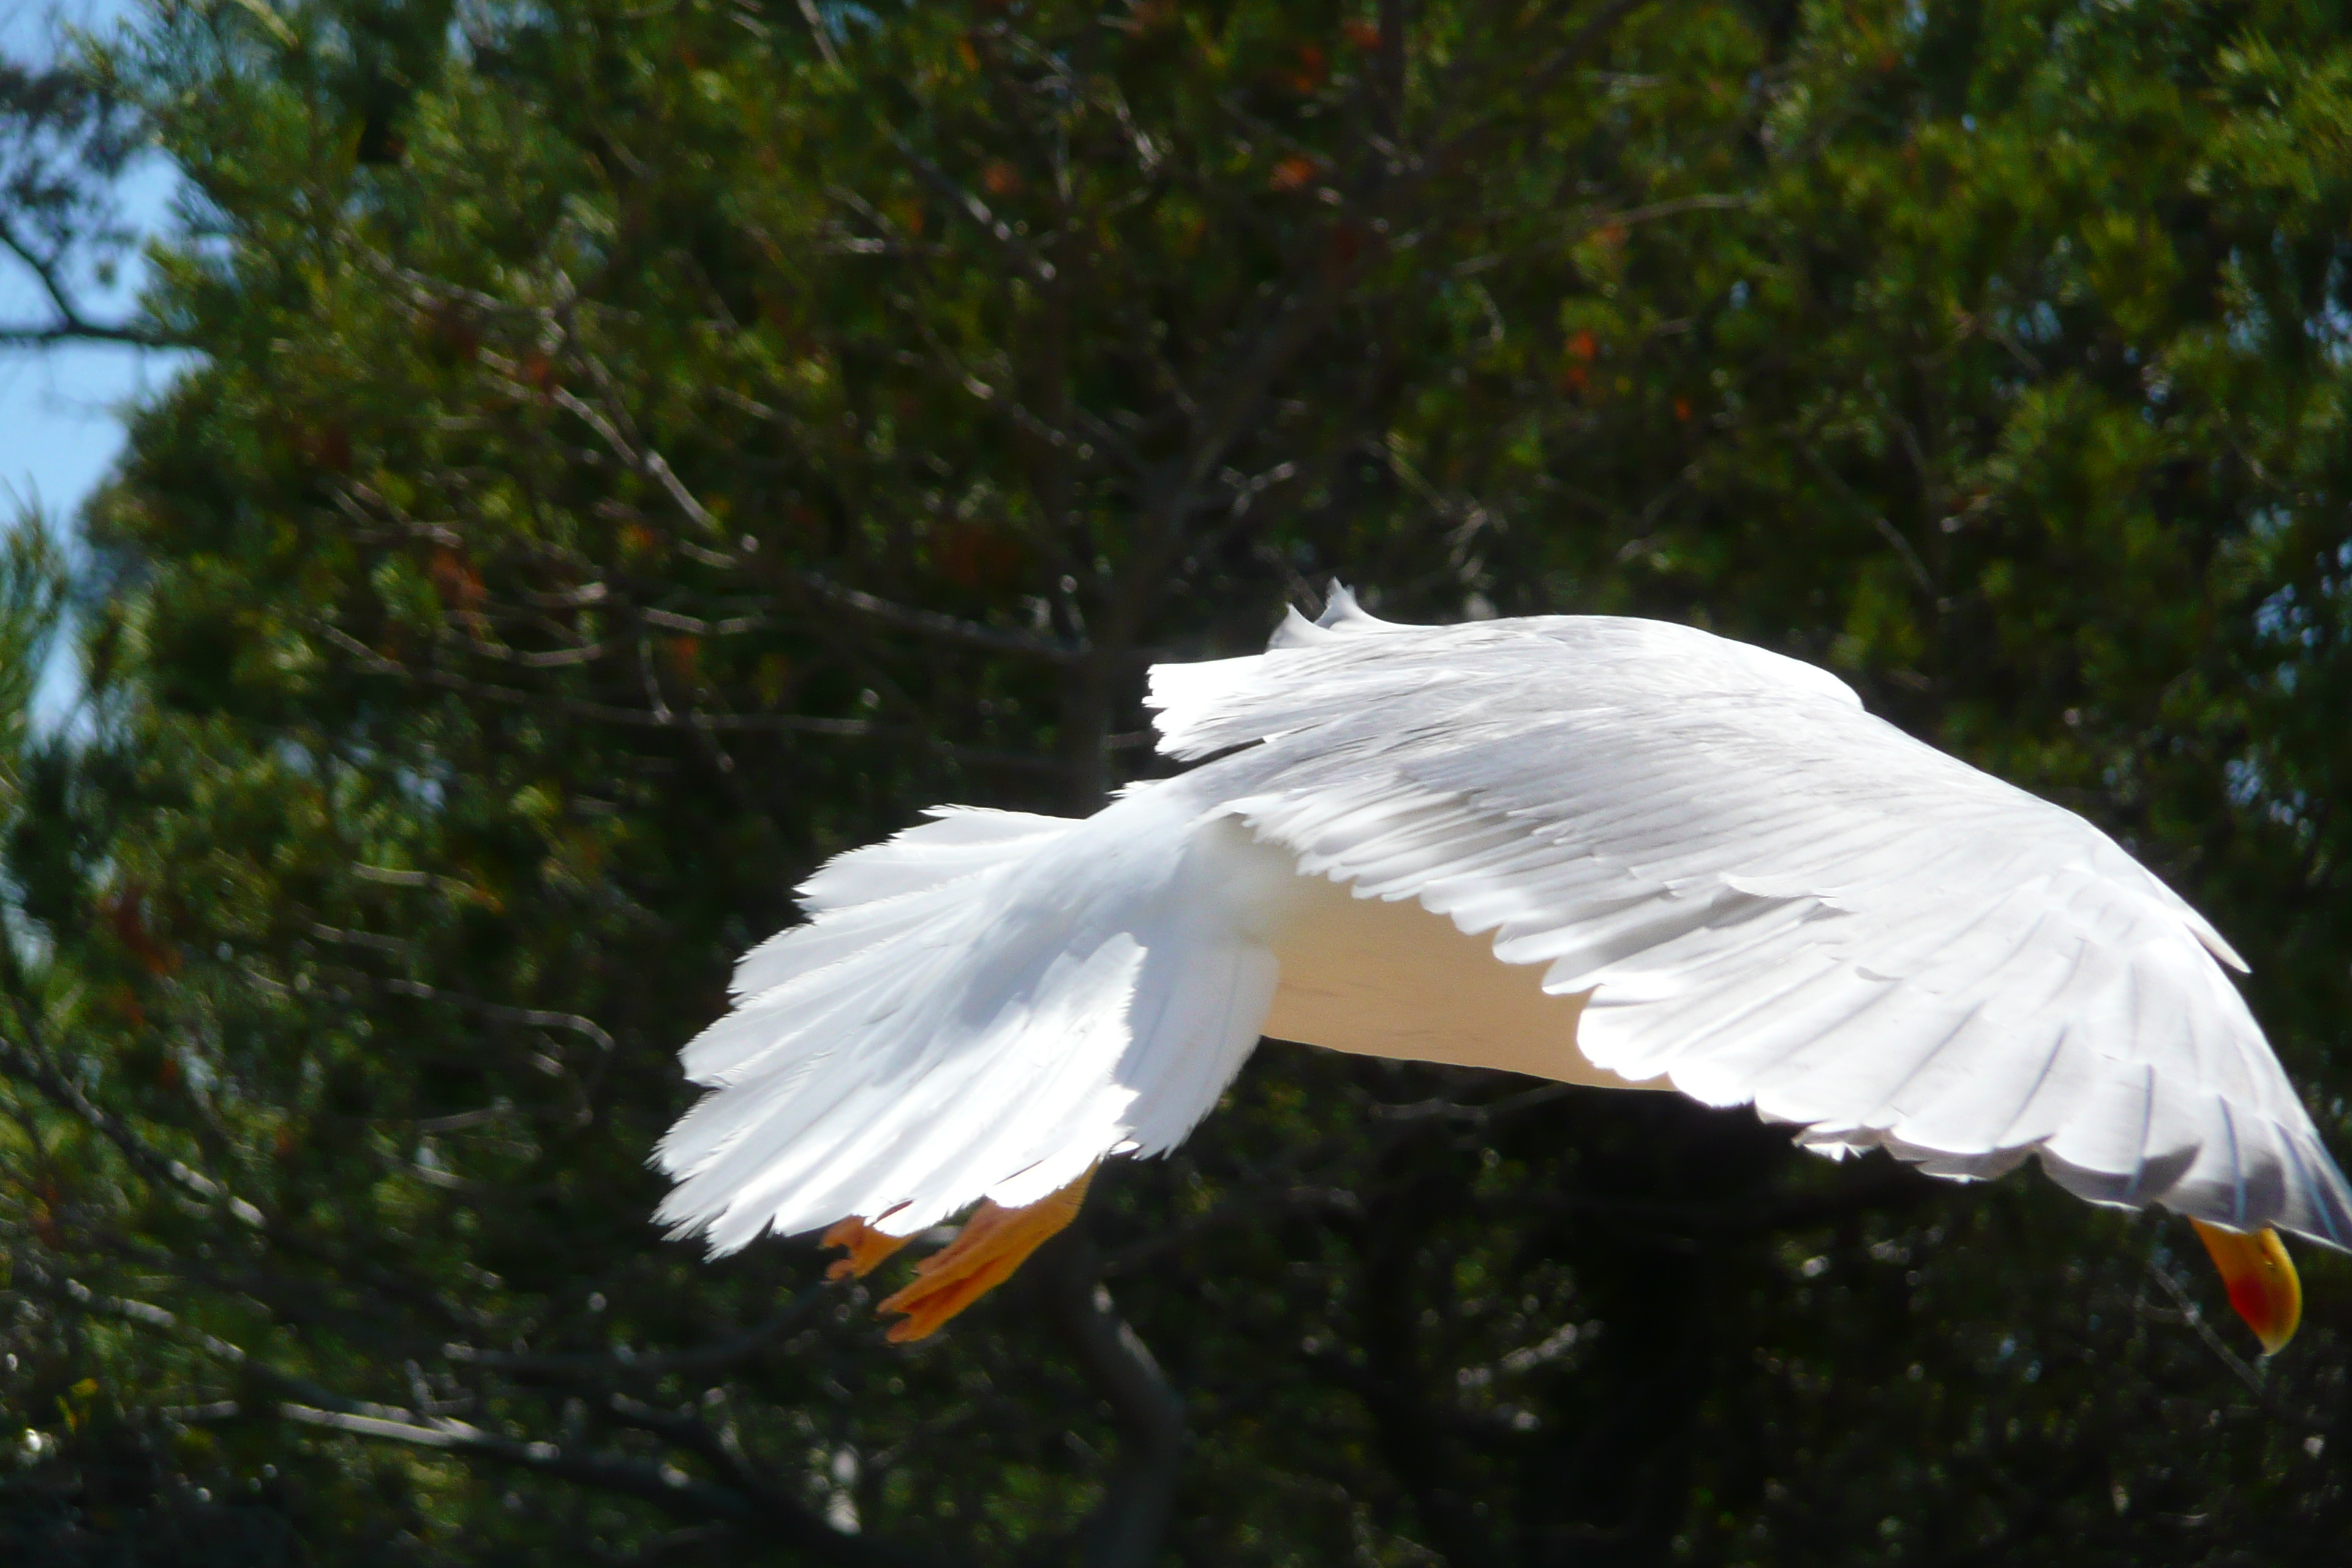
(657, 588), (2342, 1348)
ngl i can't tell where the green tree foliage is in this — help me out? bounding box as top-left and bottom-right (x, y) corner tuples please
(6, 0), (2352, 1561)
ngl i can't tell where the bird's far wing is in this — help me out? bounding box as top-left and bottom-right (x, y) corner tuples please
(1155, 615), (2351, 1248)
(655, 790), (1280, 1254)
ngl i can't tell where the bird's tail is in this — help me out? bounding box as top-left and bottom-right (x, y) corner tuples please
(653, 788), (1280, 1256)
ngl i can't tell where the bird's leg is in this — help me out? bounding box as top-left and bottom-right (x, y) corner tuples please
(819, 1169), (1100, 1341)
(2190, 1220), (2302, 1354)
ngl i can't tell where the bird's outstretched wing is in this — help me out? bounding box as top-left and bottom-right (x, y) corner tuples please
(1153, 607), (2351, 1248)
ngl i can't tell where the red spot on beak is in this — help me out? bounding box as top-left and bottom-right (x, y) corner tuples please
(2190, 1220), (2302, 1355)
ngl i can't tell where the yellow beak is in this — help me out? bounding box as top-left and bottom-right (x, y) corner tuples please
(2190, 1220), (2302, 1355)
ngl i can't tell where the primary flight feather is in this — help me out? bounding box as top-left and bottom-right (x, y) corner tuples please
(656, 588), (2345, 1349)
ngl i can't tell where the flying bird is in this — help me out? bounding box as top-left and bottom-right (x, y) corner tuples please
(657, 588), (2342, 1350)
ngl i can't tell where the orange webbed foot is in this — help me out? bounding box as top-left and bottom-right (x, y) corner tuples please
(875, 1167), (1097, 1342)
(821, 1213), (912, 1281)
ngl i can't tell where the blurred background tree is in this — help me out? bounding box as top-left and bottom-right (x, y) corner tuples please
(4, 0), (2352, 1563)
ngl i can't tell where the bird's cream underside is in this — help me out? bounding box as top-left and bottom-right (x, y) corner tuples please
(1258, 854), (1664, 1092)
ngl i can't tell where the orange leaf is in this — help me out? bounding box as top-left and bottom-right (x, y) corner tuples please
(1270, 154), (1319, 192)
(1290, 42), (1327, 91)
(429, 548), (486, 612)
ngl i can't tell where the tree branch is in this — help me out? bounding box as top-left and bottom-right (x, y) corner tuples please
(0, 1028), (267, 1229)
(0, 211), (176, 348)
(9, 1253), (929, 1565)
(306, 619), (1063, 776)
(0, 316), (175, 347)
(445, 1279), (845, 1382)
(792, 568), (1090, 664)
(1037, 1233), (1185, 1568)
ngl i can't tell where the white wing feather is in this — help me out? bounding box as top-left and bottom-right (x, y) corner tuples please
(655, 796), (1284, 1251)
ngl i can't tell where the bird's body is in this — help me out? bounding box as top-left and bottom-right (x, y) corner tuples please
(656, 591), (2347, 1346)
